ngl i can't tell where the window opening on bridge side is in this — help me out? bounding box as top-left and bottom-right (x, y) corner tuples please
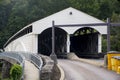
(4, 25), (32, 47)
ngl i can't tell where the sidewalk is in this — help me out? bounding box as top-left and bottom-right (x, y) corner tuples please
(67, 53), (104, 67)
(24, 60), (39, 80)
(78, 58), (104, 67)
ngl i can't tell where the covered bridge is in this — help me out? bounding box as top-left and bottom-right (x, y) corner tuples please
(4, 7), (107, 58)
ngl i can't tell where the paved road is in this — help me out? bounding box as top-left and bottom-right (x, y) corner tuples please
(58, 60), (120, 80)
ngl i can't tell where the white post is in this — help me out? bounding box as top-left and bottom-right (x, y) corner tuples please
(98, 34), (102, 53)
(33, 34), (38, 53)
(67, 34), (70, 53)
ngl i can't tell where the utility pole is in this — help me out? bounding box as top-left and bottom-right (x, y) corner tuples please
(107, 18), (111, 52)
(50, 21), (57, 64)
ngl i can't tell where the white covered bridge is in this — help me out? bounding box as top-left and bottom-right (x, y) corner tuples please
(4, 7), (107, 58)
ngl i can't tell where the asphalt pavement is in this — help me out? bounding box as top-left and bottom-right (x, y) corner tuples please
(58, 59), (120, 80)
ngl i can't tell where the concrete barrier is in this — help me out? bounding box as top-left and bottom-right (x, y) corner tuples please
(57, 64), (65, 80)
(39, 55), (54, 80)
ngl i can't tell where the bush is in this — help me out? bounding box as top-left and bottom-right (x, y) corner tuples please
(10, 64), (22, 80)
(0, 62), (3, 67)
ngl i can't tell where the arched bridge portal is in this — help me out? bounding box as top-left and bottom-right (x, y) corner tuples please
(38, 26), (102, 58)
(70, 27), (100, 58)
(38, 27), (67, 58)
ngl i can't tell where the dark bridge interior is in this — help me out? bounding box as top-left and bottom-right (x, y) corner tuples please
(70, 27), (99, 58)
(38, 27), (67, 58)
(38, 27), (100, 58)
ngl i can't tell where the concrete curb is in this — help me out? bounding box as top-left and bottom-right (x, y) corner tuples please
(57, 64), (65, 80)
(67, 53), (104, 67)
(77, 58), (104, 67)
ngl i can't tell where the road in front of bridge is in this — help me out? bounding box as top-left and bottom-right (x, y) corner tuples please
(58, 60), (120, 80)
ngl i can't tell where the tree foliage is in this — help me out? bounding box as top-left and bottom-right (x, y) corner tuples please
(0, 0), (120, 52)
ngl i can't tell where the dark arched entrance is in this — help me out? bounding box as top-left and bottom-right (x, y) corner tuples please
(38, 27), (67, 58)
(70, 27), (100, 58)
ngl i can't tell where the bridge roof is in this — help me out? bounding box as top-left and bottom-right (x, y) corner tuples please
(32, 7), (107, 34)
(4, 7), (107, 47)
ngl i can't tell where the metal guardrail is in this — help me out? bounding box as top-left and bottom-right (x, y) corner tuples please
(0, 52), (25, 80)
(19, 52), (43, 80)
(20, 52), (43, 70)
(0, 51), (43, 80)
(0, 52), (25, 64)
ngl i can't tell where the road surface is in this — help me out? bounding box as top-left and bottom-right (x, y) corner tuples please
(58, 59), (120, 80)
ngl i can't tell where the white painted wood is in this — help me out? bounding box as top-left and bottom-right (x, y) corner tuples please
(4, 33), (37, 54)
(32, 7), (107, 34)
(4, 7), (107, 54)
(67, 34), (70, 53)
(98, 34), (102, 53)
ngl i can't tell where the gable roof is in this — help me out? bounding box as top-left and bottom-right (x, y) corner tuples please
(4, 7), (107, 47)
(33, 7), (107, 34)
